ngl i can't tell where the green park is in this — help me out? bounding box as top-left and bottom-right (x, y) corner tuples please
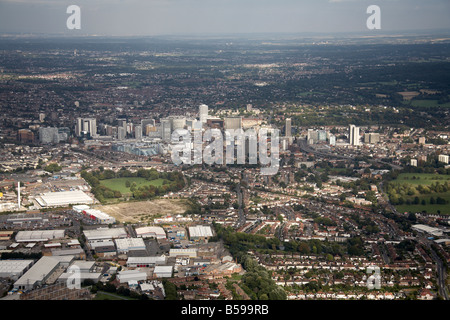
(99, 177), (166, 195)
(386, 173), (450, 215)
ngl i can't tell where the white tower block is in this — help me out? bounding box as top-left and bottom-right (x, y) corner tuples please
(17, 182), (20, 208)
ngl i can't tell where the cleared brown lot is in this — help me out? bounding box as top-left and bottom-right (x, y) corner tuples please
(96, 199), (188, 223)
(398, 91), (420, 100)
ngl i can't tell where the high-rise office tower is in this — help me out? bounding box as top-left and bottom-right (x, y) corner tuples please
(349, 124), (360, 146)
(199, 104), (209, 123)
(39, 127), (57, 144)
(141, 119), (155, 135)
(364, 133), (380, 144)
(318, 130), (327, 141)
(161, 118), (172, 142)
(117, 127), (126, 140)
(285, 118), (292, 137)
(307, 129), (319, 145)
(18, 129), (35, 144)
(329, 135), (336, 146)
(135, 125), (142, 140)
(76, 117), (97, 138)
(145, 124), (157, 136)
(117, 119), (127, 132)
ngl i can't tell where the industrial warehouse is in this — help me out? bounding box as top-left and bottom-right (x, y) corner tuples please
(135, 226), (166, 239)
(83, 227), (128, 242)
(35, 190), (94, 208)
(0, 204), (241, 300)
(0, 260), (34, 281)
(13, 256), (62, 291)
(188, 225), (214, 242)
(15, 230), (65, 242)
(115, 238), (146, 254)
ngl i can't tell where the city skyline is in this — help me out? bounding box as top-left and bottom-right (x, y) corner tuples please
(0, 16), (449, 305)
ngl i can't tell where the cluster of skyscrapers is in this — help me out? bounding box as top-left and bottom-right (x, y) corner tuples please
(307, 129), (336, 146)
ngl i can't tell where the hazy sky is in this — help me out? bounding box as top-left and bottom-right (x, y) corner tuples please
(1, 0), (450, 36)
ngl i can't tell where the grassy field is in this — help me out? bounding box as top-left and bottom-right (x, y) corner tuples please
(406, 99), (450, 108)
(390, 173), (450, 215)
(99, 177), (165, 195)
(390, 173), (450, 186)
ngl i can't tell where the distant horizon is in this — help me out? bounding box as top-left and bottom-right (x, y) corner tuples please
(1, 28), (450, 40)
(1, 0), (450, 37)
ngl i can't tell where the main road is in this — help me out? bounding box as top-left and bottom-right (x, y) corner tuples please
(234, 183), (246, 229)
(423, 237), (449, 300)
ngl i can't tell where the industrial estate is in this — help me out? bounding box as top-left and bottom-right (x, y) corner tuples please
(0, 27), (450, 304)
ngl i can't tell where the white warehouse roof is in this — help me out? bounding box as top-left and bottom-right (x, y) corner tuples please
(188, 225), (213, 238)
(154, 265), (173, 278)
(15, 230), (65, 242)
(73, 205), (90, 212)
(127, 256), (166, 266)
(412, 224), (444, 237)
(135, 226), (166, 239)
(36, 190), (94, 207)
(117, 270), (148, 283)
(115, 238), (146, 252)
(83, 227), (127, 242)
(14, 256), (60, 290)
(0, 260), (34, 279)
(83, 209), (116, 224)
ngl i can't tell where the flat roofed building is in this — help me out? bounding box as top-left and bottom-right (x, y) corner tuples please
(15, 230), (65, 242)
(117, 270), (148, 284)
(0, 259), (34, 281)
(14, 256), (60, 291)
(48, 256), (74, 268)
(169, 248), (198, 258)
(36, 190), (94, 207)
(6, 214), (43, 223)
(83, 227), (127, 242)
(83, 209), (116, 224)
(412, 224), (444, 237)
(0, 230), (14, 241)
(135, 226), (166, 239)
(188, 225), (213, 241)
(57, 272), (102, 284)
(67, 261), (96, 273)
(114, 237), (146, 254)
(127, 256), (167, 268)
(73, 205), (90, 212)
(51, 248), (85, 260)
(154, 265), (173, 278)
(89, 240), (116, 257)
(89, 239), (115, 250)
